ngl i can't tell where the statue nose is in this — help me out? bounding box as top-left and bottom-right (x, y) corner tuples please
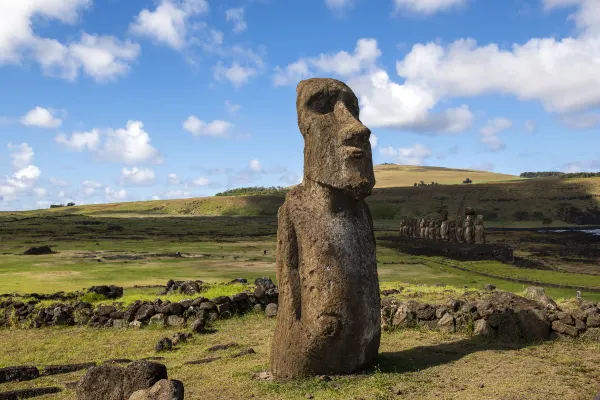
(334, 102), (370, 144)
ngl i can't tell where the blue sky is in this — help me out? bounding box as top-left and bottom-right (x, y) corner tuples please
(0, 0), (598, 210)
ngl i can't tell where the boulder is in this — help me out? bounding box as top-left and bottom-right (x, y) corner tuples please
(557, 312), (575, 325)
(88, 285), (124, 300)
(551, 321), (579, 337)
(474, 319), (491, 336)
(76, 365), (125, 400)
(123, 361), (168, 399)
(154, 338), (173, 352)
(0, 366), (40, 383)
(523, 287), (558, 310)
(23, 245), (53, 255)
(135, 305), (156, 321)
(586, 312), (600, 328)
(128, 379), (184, 400)
(97, 306), (117, 317)
(166, 315), (186, 327)
(437, 313), (455, 333)
(265, 303), (278, 318)
(190, 318), (205, 334)
(516, 309), (551, 341)
(148, 314), (167, 328)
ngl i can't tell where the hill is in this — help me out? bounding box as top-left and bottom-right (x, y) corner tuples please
(4, 166), (599, 227)
(373, 164), (519, 188)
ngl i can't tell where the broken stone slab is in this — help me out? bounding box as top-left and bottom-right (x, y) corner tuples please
(183, 357), (221, 365)
(231, 348), (256, 358)
(42, 362), (96, 376)
(128, 379), (184, 400)
(0, 386), (61, 399)
(552, 321), (579, 337)
(206, 343), (239, 352)
(0, 366), (40, 383)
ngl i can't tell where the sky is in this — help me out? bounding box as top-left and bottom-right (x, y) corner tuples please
(0, 0), (598, 210)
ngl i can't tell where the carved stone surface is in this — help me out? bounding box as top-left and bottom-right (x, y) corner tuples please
(456, 217), (464, 243)
(270, 78), (380, 379)
(464, 215), (475, 244)
(475, 215), (486, 244)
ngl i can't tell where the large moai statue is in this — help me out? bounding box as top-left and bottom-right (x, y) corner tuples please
(475, 215), (486, 244)
(448, 219), (457, 242)
(411, 219), (417, 238)
(428, 219), (435, 240)
(270, 78), (380, 379)
(420, 219), (426, 239)
(464, 216), (475, 244)
(399, 220), (406, 237)
(434, 219), (442, 240)
(440, 212), (449, 241)
(456, 216), (464, 243)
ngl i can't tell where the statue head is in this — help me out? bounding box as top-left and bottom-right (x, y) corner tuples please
(476, 215), (484, 225)
(296, 78), (375, 199)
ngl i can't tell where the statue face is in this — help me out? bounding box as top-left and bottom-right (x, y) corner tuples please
(296, 78), (375, 199)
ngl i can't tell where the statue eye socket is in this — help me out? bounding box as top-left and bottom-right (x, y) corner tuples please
(306, 91), (337, 114)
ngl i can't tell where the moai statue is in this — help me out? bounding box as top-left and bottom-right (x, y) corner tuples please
(407, 219), (413, 238)
(420, 219), (426, 239)
(423, 219), (430, 239)
(440, 212), (449, 241)
(456, 216), (464, 243)
(464, 215), (475, 244)
(399, 220), (405, 237)
(270, 78), (380, 379)
(415, 219), (421, 239)
(411, 219), (417, 238)
(428, 219), (436, 240)
(435, 219), (442, 240)
(475, 215), (486, 244)
(448, 219), (457, 242)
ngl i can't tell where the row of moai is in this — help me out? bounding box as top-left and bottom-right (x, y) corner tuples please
(399, 209), (486, 244)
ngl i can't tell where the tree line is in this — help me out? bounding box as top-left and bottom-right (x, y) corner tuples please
(520, 171), (600, 179)
(215, 186), (290, 197)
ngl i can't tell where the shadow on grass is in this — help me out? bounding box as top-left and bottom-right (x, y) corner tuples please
(377, 336), (534, 374)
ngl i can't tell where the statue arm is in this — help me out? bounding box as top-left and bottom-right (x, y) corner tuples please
(276, 204), (301, 320)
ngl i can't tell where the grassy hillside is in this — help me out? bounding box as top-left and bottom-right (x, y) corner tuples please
(3, 167), (599, 227)
(373, 164), (519, 188)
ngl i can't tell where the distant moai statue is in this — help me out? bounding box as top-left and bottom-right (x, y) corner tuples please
(448, 219), (457, 242)
(456, 216), (464, 243)
(270, 78), (380, 378)
(399, 220), (405, 237)
(464, 208), (476, 244)
(440, 212), (449, 241)
(418, 219), (425, 239)
(435, 218), (442, 240)
(475, 215), (486, 244)
(423, 219), (430, 239)
(409, 219), (415, 238)
(428, 219), (436, 240)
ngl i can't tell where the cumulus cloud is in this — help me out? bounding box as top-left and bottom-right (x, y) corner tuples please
(562, 158), (600, 173)
(120, 167), (156, 186)
(393, 0), (468, 15)
(192, 177), (210, 186)
(249, 159), (263, 173)
(82, 180), (104, 196)
(280, 172), (302, 185)
(273, 39), (474, 134)
(479, 118), (512, 151)
(226, 8), (247, 33)
(0, 143), (42, 200)
(380, 143), (432, 165)
(50, 177), (71, 187)
(369, 133), (378, 149)
(325, 0), (353, 10)
(56, 129), (100, 151)
(130, 0), (209, 50)
(183, 116), (233, 137)
(560, 112), (600, 129)
(0, 1), (141, 82)
(21, 107), (62, 128)
(168, 173), (181, 185)
(214, 61), (258, 87)
(105, 186), (127, 202)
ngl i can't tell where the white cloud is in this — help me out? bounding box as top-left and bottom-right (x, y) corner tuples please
(393, 0), (468, 15)
(0, 143), (41, 200)
(57, 121), (161, 164)
(82, 180), (104, 196)
(214, 61), (258, 87)
(226, 8), (247, 33)
(99, 121), (163, 164)
(50, 177), (71, 187)
(273, 39), (474, 134)
(56, 129), (100, 151)
(525, 120), (536, 133)
(280, 172), (302, 185)
(480, 118), (512, 151)
(192, 177), (210, 186)
(168, 173), (181, 185)
(0, 0), (140, 82)
(225, 100), (241, 115)
(154, 189), (193, 199)
(369, 133), (378, 149)
(183, 116), (233, 137)
(560, 112), (600, 129)
(380, 144), (432, 165)
(21, 107), (62, 128)
(249, 159), (263, 173)
(325, 0), (352, 10)
(130, 0), (209, 50)
(273, 38), (380, 86)
(105, 186), (127, 202)
(120, 167), (156, 186)
(470, 162), (495, 172)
